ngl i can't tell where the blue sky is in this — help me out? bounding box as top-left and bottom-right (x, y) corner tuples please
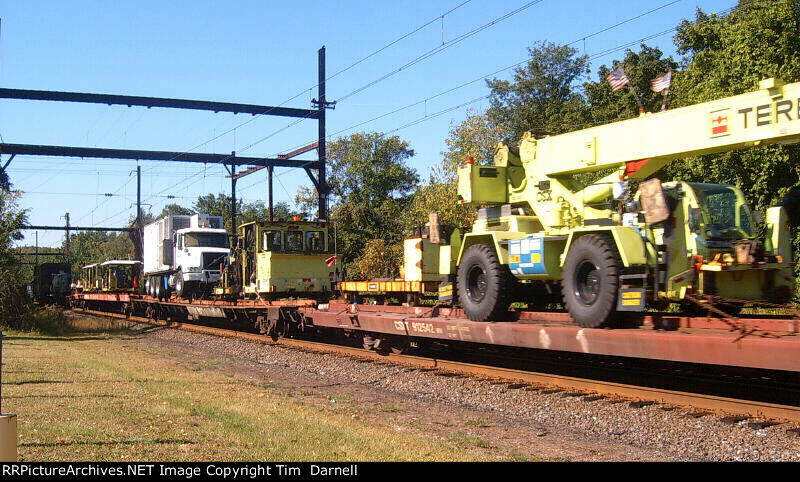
(1, 0), (737, 247)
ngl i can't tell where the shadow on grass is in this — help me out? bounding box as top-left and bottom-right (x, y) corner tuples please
(20, 438), (195, 448)
(5, 335), (123, 342)
(2, 379), (72, 385)
(2, 394), (120, 399)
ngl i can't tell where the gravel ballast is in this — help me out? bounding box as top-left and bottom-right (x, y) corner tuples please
(122, 321), (800, 461)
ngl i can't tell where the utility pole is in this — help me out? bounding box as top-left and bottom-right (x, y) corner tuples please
(136, 165), (142, 249)
(267, 166), (274, 222)
(230, 153), (236, 234)
(317, 46), (327, 221)
(64, 212), (70, 259)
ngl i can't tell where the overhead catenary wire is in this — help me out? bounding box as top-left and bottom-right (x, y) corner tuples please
(136, 0), (479, 178)
(174, 1), (753, 211)
(198, 0), (545, 165)
(77, 174), (135, 225)
(79, 0), (542, 214)
(22, 1), (749, 225)
(324, 0), (474, 84)
(334, 0), (546, 104)
(270, 1), (743, 163)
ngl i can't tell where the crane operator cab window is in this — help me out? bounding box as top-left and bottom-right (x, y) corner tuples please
(286, 230), (304, 252)
(262, 230), (282, 252)
(306, 231), (325, 252)
(690, 184), (754, 240)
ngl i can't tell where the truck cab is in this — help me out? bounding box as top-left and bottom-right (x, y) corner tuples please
(173, 228), (229, 285)
(143, 213), (231, 300)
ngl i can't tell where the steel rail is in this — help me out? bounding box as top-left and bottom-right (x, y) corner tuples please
(75, 307), (800, 423)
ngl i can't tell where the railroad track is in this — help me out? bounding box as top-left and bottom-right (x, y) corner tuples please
(74, 307), (800, 423)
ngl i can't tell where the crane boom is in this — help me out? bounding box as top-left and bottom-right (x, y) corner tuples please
(532, 78), (800, 179)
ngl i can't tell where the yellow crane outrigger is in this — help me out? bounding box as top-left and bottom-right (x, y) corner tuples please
(454, 78), (800, 326)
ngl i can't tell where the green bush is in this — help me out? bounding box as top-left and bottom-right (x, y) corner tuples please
(14, 305), (69, 335)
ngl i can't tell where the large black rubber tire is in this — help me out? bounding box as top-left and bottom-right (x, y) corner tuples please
(457, 244), (514, 321)
(562, 235), (621, 328)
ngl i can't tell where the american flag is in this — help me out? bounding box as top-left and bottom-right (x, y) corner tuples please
(606, 68), (630, 92)
(651, 69), (672, 93)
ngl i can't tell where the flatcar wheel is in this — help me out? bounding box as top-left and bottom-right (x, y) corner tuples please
(362, 334), (376, 350)
(376, 334), (408, 355)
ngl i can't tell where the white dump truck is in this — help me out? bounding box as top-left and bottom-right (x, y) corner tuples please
(143, 214), (230, 299)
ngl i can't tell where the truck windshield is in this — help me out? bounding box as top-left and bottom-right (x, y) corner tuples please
(691, 184), (754, 239)
(184, 232), (229, 248)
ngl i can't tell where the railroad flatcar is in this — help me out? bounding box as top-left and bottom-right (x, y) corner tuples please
(338, 216), (460, 306)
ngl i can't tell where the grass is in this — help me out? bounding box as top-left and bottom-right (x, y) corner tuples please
(450, 433), (495, 449)
(464, 418), (493, 428)
(1, 323), (493, 462)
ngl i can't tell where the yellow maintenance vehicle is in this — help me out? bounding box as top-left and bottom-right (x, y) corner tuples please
(451, 78), (800, 326)
(215, 218), (335, 300)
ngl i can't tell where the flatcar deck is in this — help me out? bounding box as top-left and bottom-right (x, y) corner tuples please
(69, 293), (800, 373)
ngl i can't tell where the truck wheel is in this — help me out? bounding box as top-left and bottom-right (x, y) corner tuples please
(154, 276), (163, 300)
(562, 235), (621, 328)
(175, 273), (186, 299)
(457, 244), (513, 321)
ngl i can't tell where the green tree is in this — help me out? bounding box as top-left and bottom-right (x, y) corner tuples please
(0, 169), (10, 191)
(66, 231), (132, 274)
(584, 45), (678, 124)
(294, 185), (319, 219)
(486, 42), (590, 140)
(158, 203), (193, 217)
(661, 1), (800, 212)
(0, 189), (29, 326)
(193, 193), (241, 233)
(327, 133), (418, 272)
(438, 110), (503, 182)
(353, 238), (402, 279)
(401, 111), (499, 232)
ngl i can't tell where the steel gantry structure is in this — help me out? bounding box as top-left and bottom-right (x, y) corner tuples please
(1, 46), (334, 244)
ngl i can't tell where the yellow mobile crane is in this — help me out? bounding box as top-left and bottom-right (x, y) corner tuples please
(454, 78), (800, 326)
